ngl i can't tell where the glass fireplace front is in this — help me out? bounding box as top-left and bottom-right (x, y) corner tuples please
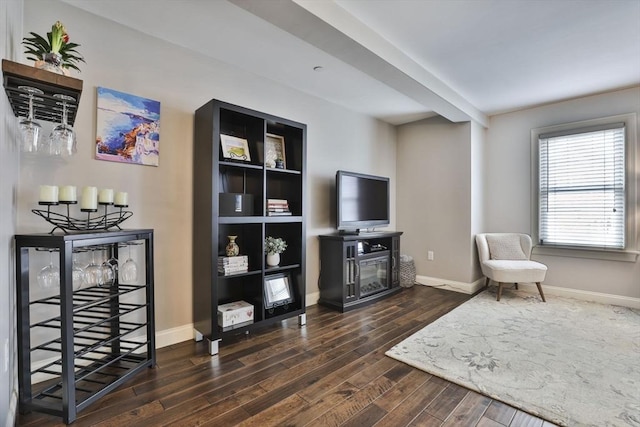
(359, 252), (389, 297)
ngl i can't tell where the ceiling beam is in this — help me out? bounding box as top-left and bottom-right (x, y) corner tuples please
(230, 0), (488, 127)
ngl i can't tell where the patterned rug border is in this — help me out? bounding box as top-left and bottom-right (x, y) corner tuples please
(387, 339), (548, 421)
(385, 289), (640, 427)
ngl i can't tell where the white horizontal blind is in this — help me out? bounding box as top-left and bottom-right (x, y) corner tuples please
(538, 124), (625, 249)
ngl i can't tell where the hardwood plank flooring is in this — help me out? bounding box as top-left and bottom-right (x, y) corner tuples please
(17, 286), (557, 427)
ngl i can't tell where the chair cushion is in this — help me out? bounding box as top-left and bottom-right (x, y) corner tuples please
(482, 260), (547, 283)
(486, 234), (527, 260)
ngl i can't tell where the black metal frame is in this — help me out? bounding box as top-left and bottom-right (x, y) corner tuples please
(15, 229), (155, 424)
(263, 272), (294, 309)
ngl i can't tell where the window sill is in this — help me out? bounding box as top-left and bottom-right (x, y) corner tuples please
(532, 245), (639, 262)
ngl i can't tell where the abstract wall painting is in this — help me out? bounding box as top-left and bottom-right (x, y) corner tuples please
(95, 87), (161, 166)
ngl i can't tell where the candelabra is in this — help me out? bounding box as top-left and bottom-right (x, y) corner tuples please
(32, 200), (132, 234)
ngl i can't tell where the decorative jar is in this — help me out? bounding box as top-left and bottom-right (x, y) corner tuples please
(226, 235), (239, 257)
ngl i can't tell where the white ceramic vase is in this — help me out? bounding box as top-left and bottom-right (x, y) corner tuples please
(266, 252), (280, 267)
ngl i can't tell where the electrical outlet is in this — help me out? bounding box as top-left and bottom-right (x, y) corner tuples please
(428, 251), (434, 261)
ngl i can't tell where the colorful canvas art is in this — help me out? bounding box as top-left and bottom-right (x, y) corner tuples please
(95, 87), (160, 166)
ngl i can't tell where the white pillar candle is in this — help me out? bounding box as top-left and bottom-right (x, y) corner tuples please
(39, 185), (58, 203)
(98, 188), (114, 204)
(81, 186), (98, 210)
(114, 191), (129, 206)
(58, 185), (77, 202)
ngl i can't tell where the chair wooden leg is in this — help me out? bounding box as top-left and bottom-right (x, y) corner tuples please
(536, 282), (546, 302)
(497, 282), (503, 301)
(485, 277), (490, 289)
(514, 282), (518, 290)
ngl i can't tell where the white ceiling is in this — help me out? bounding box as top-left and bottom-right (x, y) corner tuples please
(62, 0), (640, 126)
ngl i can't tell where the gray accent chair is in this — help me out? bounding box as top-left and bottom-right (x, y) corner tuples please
(475, 233), (547, 302)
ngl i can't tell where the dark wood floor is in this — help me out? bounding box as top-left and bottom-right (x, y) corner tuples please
(18, 285), (557, 427)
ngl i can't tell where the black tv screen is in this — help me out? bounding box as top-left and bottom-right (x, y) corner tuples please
(336, 170), (390, 232)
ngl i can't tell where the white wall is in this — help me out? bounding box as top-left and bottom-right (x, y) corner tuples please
(19, 0), (397, 341)
(1, 0), (22, 423)
(485, 87), (640, 298)
(397, 88), (639, 300)
(396, 116), (476, 283)
(470, 120), (485, 279)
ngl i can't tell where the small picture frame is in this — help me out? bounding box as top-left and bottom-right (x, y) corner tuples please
(264, 133), (286, 169)
(264, 273), (294, 309)
(220, 134), (251, 162)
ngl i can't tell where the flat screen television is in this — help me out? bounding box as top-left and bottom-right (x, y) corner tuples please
(336, 170), (390, 233)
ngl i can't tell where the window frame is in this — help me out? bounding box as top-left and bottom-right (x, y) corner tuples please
(530, 113), (639, 262)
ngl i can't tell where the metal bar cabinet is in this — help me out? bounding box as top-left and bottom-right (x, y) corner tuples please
(15, 229), (155, 423)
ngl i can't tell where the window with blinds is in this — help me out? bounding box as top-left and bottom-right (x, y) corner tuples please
(538, 123), (625, 249)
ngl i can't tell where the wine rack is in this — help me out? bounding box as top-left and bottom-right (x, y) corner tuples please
(15, 229), (155, 424)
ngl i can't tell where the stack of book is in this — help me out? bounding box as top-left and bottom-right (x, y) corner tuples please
(267, 198), (292, 216)
(218, 255), (249, 275)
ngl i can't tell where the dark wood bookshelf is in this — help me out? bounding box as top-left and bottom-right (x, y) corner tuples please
(193, 99), (307, 355)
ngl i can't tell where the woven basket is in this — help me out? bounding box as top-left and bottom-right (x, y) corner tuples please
(399, 254), (416, 288)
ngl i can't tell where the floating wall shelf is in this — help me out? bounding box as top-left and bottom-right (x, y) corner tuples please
(2, 59), (82, 125)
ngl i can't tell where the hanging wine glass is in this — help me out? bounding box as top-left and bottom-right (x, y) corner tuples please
(48, 94), (77, 157)
(101, 246), (118, 287)
(119, 243), (138, 284)
(84, 247), (103, 287)
(72, 251), (85, 291)
(37, 249), (60, 290)
(17, 86), (44, 153)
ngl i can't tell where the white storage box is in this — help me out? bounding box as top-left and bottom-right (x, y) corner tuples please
(217, 300), (254, 331)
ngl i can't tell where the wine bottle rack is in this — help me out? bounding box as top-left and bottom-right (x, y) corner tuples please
(15, 229), (154, 424)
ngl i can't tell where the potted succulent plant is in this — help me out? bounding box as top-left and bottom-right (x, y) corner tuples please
(23, 21), (85, 74)
(265, 236), (287, 267)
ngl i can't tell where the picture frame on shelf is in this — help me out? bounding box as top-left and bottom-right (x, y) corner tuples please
(264, 272), (294, 309)
(220, 134), (251, 162)
(264, 133), (286, 169)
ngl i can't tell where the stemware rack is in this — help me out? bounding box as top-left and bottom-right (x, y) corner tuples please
(15, 229), (154, 424)
(2, 59), (82, 125)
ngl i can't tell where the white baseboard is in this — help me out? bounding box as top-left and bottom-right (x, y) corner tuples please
(521, 283), (640, 309)
(415, 275), (485, 294)
(155, 323), (195, 349)
(306, 291), (320, 306)
(416, 275), (640, 309)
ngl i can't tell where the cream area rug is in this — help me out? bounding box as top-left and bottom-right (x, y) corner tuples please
(385, 289), (640, 427)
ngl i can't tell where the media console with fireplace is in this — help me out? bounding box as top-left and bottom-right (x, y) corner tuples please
(318, 231), (402, 312)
